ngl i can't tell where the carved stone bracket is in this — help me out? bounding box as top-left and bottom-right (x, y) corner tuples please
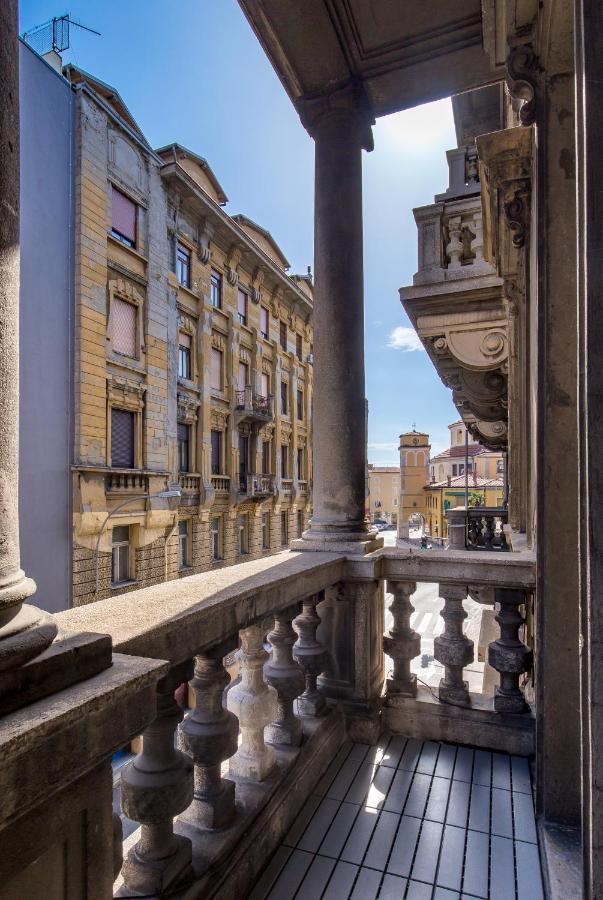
(226, 244), (242, 286)
(198, 218), (214, 265)
(251, 267), (265, 304)
(506, 43), (540, 126)
(503, 179), (531, 249)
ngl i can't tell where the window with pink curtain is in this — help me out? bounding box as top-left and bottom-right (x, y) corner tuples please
(112, 297), (137, 357)
(111, 187), (136, 246)
(211, 348), (222, 391)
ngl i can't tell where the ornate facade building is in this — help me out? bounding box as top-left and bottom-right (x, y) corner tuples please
(66, 68), (313, 606)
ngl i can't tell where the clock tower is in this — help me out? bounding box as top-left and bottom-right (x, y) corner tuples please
(397, 430), (430, 542)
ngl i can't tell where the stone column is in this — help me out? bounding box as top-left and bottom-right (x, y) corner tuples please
(293, 87), (381, 554)
(227, 625), (278, 782)
(383, 580), (420, 698)
(433, 584), (473, 706)
(0, 0), (56, 680)
(121, 669), (194, 895)
(264, 610), (305, 746)
(178, 653), (238, 829)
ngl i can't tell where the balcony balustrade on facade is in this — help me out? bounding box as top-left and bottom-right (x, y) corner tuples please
(235, 387), (273, 423)
(238, 473), (276, 499)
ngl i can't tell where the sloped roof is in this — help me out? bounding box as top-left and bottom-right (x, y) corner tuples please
(231, 214), (290, 270)
(425, 475), (503, 490)
(155, 143), (228, 205)
(64, 65), (149, 144)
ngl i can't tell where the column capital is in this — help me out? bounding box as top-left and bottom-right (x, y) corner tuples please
(296, 80), (374, 151)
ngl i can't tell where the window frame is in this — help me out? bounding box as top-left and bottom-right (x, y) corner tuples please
(237, 287), (248, 326)
(176, 242), (192, 289)
(111, 525), (133, 586)
(296, 333), (303, 360)
(211, 347), (223, 392)
(280, 380), (288, 416)
(111, 295), (138, 358)
(178, 331), (192, 380)
(297, 388), (304, 421)
(211, 429), (222, 475)
(178, 421), (191, 473)
(239, 514), (249, 556)
(279, 320), (287, 351)
(111, 186), (137, 249)
(281, 444), (288, 479)
(211, 516), (223, 561)
(178, 519), (190, 570)
(111, 407), (136, 469)
(210, 269), (222, 309)
(280, 510), (288, 546)
(261, 512), (270, 550)
(260, 306), (269, 340)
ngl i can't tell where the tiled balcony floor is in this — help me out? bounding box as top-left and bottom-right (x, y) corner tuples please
(248, 735), (543, 900)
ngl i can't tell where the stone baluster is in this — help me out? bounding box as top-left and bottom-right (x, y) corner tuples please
(121, 668), (194, 895)
(293, 594), (329, 716)
(178, 652), (238, 829)
(467, 515), (480, 548)
(446, 215), (463, 269)
(383, 580), (420, 697)
(483, 515), (495, 549)
(227, 625), (278, 781)
(488, 589), (533, 712)
(471, 210), (485, 262)
(434, 584), (473, 706)
(264, 610), (305, 746)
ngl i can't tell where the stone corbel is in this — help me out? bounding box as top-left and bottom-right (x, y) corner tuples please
(226, 244), (242, 286)
(271, 285), (283, 318)
(506, 43), (540, 126)
(429, 320), (509, 372)
(197, 218), (214, 265)
(251, 267), (265, 304)
(177, 392), (200, 424)
(503, 179), (531, 249)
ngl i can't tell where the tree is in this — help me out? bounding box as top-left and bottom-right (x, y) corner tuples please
(468, 490), (485, 507)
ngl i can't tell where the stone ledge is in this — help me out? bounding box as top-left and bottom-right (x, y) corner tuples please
(0, 653), (168, 828)
(384, 685), (534, 756)
(539, 821), (582, 900)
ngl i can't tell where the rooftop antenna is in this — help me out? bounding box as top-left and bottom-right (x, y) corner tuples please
(22, 13), (100, 57)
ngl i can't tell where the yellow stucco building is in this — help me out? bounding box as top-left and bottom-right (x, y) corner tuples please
(367, 465), (400, 525)
(68, 66), (313, 605)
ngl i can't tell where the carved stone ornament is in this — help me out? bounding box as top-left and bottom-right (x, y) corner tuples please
(271, 285), (283, 317)
(210, 407), (229, 430)
(251, 267), (265, 304)
(198, 218), (214, 265)
(177, 392), (200, 424)
(226, 245), (242, 286)
(107, 375), (146, 411)
(503, 181), (531, 249)
(506, 44), (539, 126)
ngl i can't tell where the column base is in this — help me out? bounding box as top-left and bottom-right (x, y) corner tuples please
(342, 699), (382, 745)
(179, 779), (236, 830)
(291, 530), (383, 555)
(438, 679), (471, 707)
(121, 834), (192, 896)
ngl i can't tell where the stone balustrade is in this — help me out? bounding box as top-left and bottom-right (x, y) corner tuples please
(20, 545), (534, 897)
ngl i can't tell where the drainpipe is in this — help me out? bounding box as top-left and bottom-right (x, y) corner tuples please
(164, 513), (179, 582)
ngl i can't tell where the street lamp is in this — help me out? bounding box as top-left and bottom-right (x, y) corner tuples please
(94, 487), (181, 594)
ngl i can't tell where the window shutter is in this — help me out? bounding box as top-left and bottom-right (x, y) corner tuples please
(238, 362), (247, 392)
(112, 297), (137, 357)
(179, 332), (191, 350)
(111, 409), (135, 468)
(211, 348), (222, 391)
(112, 188), (136, 242)
(261, 306), (269, 335)
(261, 372), (269, 397)
(238, 289), (247, 318)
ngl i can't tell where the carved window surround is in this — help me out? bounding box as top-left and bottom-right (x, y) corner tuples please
(107, 278), (146, 362)
(106, 375), (146, 469)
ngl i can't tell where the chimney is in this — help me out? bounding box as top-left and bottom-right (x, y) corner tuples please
(42, 49), (63, 73)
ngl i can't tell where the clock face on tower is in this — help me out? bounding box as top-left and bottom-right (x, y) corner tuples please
(412, 438), (419, 445)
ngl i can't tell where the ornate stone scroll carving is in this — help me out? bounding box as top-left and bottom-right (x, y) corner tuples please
(506, 44), (539, 126)
(226, 244), (242, 286)
(503, 180), (531, 249)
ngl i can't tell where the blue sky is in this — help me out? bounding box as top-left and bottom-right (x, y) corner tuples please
(20, 0), (459, 460)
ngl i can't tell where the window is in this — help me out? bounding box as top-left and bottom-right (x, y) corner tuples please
(211, 430), (222, 475)
(262, 440), (271, 474)
(296, 333), (303, 360)
(262, 512), (270, 549)
(178, 422), (190, 472)
(452, 464), (458, 476)
(297, 510), (304, 538)
(178, 332), (191, 380)
(237, 288), (248, 326)
(281, 444), (288, 478)
(260, 371), (269, 399)
(112, 297), (137, 357)
(111, 408), (135, 468)
(239, 514), (249, 555)
(211, 517), (222, 561)
(393, 497), (398, 506)
(280, 321), (287, 351)
(112, 525), (131, 585)
(177, 243), (191, 288)
(260, 306), (269, 340)
(280, 380), (288, 415)
(111, 187), (137, 248)
(459, 464), (465, 476)
(297, 388), (303, 420)
(210, 269), (222, 308)
(211, 347), (223, 391)
(281, 511), (288, 546)
(496, 459), (504, 474)
(178, 520), (189, 569)
(297, 446), (304, 480)
(238, 361), (248, 393)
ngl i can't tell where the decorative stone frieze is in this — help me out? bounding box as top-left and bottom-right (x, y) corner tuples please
(106, 374), (146, 411)
(210, 407), (229, 430)
(177, 392), (200, 424)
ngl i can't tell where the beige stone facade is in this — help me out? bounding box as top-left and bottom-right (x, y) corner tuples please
(67, 68), (313, 606)
(367, 465), (400, 525)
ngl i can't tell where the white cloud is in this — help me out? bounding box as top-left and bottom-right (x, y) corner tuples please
(387, 326), (424, 352)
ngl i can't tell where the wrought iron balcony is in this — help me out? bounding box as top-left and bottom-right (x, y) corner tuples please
(234, 386), (273, 423)
(238, 472), (275, 499)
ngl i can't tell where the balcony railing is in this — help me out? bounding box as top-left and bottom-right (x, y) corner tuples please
(467, 507), (509, 551)
(238, 472), (275, 498)
(29, 544), (535, 898)
(211, 474), (230, 494)
(281, 477), (293, 494)
(105, 469), (150, 493)
(234, 386), (273, 422)
(178, 472), (201, 493)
